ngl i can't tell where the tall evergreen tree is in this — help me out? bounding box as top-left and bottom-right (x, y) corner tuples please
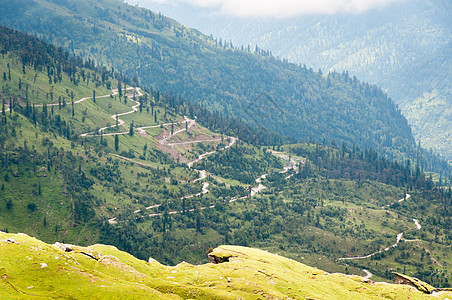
(114, 135), (119, 151)
(129, 121), (134, 136)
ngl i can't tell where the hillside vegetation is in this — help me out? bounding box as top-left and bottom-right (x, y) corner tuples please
(160, 0), (452, 159)
(392, 43), (452, 158)
(1, 26), (452, 290)
(0, 0), (420, 159)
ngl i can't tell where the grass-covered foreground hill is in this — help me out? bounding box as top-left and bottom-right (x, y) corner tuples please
(1, 231), (451, 299)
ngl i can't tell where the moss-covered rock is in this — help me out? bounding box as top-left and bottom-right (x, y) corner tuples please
(393, 272), (435, 294)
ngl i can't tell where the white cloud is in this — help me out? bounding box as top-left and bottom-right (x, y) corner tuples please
(132, 0), (404, 17)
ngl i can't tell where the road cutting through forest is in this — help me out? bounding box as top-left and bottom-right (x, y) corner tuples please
(99, 87), (240, 223)
(94, 88), (424, 282)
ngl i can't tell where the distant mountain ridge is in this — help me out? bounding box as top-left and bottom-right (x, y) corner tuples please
(144, 0), (452, 158)
(392, 42), (452, 157)
(0, 0), (419, 159)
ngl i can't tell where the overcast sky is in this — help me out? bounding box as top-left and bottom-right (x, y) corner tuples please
(129, 0), (404, 17)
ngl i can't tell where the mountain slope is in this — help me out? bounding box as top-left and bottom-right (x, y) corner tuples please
(147, 0), (452, 158)
(1, 24), (451, 287)
(391, 43), (452, 157)
(0, 0), (417, 157)
(1, 231), (450, 299)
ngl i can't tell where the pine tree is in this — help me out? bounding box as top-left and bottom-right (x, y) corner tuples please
(114, 135), (119, 151)
(25, 100), (30, 117)
(32, 104), (36, 124)
(129, 121), (134, 136)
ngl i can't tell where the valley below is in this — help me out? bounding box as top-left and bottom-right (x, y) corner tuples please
(0, 1), (451, 298)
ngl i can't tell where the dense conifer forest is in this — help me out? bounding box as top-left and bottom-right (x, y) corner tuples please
(0, 0), (424, 160)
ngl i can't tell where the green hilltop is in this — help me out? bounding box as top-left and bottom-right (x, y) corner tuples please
(1, 231), (451, 299)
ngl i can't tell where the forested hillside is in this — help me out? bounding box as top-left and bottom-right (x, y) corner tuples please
(1, 25), (452, 290)
(0, 25), (284, 254)
(0, 0), (420, 159)
(152, 0), (452, 158)
(390, 43), (452, 159)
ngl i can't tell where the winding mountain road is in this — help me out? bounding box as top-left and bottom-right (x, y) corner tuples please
(93, 93), (241, 222)
(363, 269), (373, 280)
(80, 87), (143, 137)
(70, 96), (426, 276)
(336, 193), (423, 280)
(187, 136), (237, 168)
(338, 232), (404, 261)
(99, 96), (424, 279)
(4, 87), (123, 113)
